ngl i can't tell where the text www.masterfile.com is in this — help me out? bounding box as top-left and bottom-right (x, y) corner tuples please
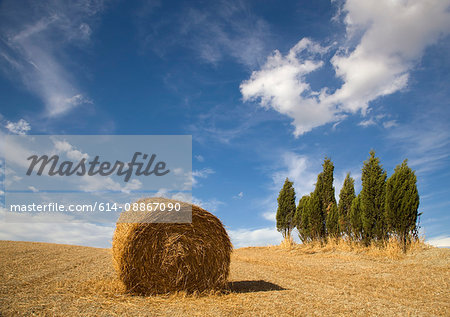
(8, 202), (182, 213)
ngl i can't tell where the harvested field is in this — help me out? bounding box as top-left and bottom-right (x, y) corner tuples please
(0, 240), (448, 316)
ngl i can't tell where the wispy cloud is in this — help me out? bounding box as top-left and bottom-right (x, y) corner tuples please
(181, 2), (270, 68)
(191, 168), (215, 187)
(233, 191), (244, 199)
(189, 123), (250, 145)
(386, 117), (450, 174)
(137, 0), (271, 68)
(188, 103), (275, 145)
(358, 116), (396, 129)
(383, 120), (397, 129)
(0, 0), (104, 116)
(241, 0), (450, 136)
(194, 155), (204, 162)
(358, 118), (376, 127)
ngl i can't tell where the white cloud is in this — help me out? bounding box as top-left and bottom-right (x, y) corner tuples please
(79, 175), (143, 194)
(191, 168), (215, 187)
(228, 227), (282, 248)
(192, 168), (215, 178)
(241, 38), (336, 136)
(121, 179), (142, 194)
(331, 0), (450, 113)
(52, 139), (89, 161)
(158, 167), (194, 191)
(260, 152), (319, 227)
(233, 191), (244, 199)
(154, 188), (170, 198)
(3, 167), (22, 187)
(241, 0), (450, 136)
(427, 235), (450, 248)
(0, 208), (114, 248)
(5, 119), (31, 135)
(358, 118), (376, 127)
(0, 1), (103, 116)
(262, 211), (276, 222)
(64, 94), (93, 108)
(28, 185), (38, 192)
(358, 116), (397, 128)
(272, 152), (318, 198)
(0, 130), (33, 169)
(1, 222), (288, 249)
(271, 151), (362, 205)
(153, 190), (224, 214)
(383, 120), (397, 129)
(153, 190), (196, 204)
(195, 155), (204, 162)
(0, 221), (114, 248)
(334, 170), (361, 202)
(199, 198), (225, 214)
(172, 168), (184, 175)
(79, 23), (92, 39)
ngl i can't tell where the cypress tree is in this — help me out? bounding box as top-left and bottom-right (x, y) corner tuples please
(295, 195), (311, 243)
(338, 173), (356, 237)
(326, 202), (340, 240)
(385, 159), (420, 252)
(321, 157), (337, 213)
(301, 193), (313, 242)
(360, 150), (387, 245)
(349, 195), (363, 241)
(308, 191), (324, 241)
(310, 158), (336, 241)
(293, 198), (301, 230)
(276, 178), (296, 239)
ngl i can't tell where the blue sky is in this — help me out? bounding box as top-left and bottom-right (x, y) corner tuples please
(0, 0), (449, 248)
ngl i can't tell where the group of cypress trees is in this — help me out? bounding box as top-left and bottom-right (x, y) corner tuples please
(276, 151), (420, 251)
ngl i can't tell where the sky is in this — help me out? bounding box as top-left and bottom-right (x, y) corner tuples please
(0, 0), (449, 248)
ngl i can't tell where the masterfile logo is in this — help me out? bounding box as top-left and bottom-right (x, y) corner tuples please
(26, 152), (170, 182)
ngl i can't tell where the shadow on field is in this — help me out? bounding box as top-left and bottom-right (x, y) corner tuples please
(228, 280), (286, 293)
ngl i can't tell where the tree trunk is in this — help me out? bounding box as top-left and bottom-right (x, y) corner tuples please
(402, 233), (407, 253)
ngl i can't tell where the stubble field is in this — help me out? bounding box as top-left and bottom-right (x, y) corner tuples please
(0, 240), (448, 316)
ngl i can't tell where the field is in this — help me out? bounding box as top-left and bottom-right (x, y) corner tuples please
(0, 240), (449, 316)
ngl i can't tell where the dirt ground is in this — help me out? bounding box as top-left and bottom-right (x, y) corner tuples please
(0, 240), (448, 316)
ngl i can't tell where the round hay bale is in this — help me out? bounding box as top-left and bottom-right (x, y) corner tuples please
(112, 197), (232, 295)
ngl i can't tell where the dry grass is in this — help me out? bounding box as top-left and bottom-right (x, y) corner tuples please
(282, 237), (432, 259)
(0, 240), (449, 316)
(279, 236), (296, 249)
(112, 198), (232, 295)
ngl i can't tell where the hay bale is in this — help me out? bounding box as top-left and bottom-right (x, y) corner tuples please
(112, 197), (232, 295)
